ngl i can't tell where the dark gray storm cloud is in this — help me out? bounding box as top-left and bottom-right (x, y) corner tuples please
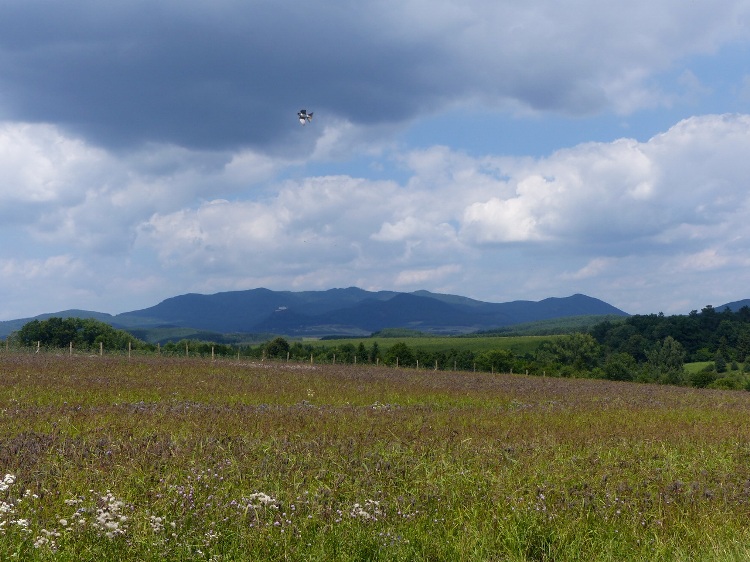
(0, 1), (447, 151)
(0, 0), (746, 152)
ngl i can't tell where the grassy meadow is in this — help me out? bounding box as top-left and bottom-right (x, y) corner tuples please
(1, 354), (750, 560)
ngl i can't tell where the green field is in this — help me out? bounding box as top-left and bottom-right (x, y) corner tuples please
(309, 335), (559, 356)
(1, 354), (750, 560)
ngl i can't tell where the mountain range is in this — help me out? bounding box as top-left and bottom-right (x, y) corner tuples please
(0, 287), (629, 339)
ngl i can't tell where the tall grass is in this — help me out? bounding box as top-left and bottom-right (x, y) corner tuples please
(1, 354), (750, 560)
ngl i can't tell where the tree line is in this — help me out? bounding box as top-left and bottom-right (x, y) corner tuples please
(14, 317), (142, 351)
(9, 306), (750, 390)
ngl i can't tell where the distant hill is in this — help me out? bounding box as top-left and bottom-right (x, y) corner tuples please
(716, 299), (750, 312)
(0, 309), (115, 340)
(0, 288), (628, 339)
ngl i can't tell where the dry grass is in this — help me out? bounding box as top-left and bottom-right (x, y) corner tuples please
(1, 354), (750, 560)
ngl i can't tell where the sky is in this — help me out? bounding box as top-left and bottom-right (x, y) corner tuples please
(1, 0), (750, 320)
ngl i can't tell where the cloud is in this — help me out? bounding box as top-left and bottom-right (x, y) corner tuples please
(0, 255), (83, 281)
(0, 1), (748, 152)
(2, 113), (750, 317)
(394, 265), (462, 288)
(119, 114), (750, 313)
(138, 175), (403, 275)
(0, 122), (283, 256)
(458, 114), (750, 253)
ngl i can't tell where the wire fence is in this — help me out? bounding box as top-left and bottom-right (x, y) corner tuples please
(0, 339), (505, 373)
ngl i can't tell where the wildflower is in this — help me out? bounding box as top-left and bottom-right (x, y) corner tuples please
(149, 515), (165, 533)
(247, 492), (279, 509)
(0, 475), (16, 492)
(350, 500), (383, 521)
(93, 492), (129, 538)
(33, 535), (53, 550)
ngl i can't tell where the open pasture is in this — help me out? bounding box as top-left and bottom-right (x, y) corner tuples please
(310, 335), (557, 356)
(1, 355), (750, 560)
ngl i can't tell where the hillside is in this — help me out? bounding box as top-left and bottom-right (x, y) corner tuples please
(0, 288), (628, 339)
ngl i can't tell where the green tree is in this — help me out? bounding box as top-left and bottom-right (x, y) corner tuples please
(690, 367), (717, 388)
(264, 337), (290, 359)
(603, 352), (637, 381)
(476, 349), (515, 373)
(384, 342), (415, 367)
(549, 333), (601, 373)
(16, 317), (140, 351)
(714, 351), (727, 374)
(369, 341), (381, 363)
(647, 336), (686, 384)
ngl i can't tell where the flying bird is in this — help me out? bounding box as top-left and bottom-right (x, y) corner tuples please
(298, 109), (313, 125)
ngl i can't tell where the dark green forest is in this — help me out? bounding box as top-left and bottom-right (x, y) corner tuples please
(15, 317), (143, 351)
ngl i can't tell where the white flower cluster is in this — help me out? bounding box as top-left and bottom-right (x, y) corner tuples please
(350, 499), (383, 521)
(0, 474), (15, 492)
(93, 491), (129, 539)
(33, 528), (61, 551)
(247, 492), (279, 510)
(149, 515), (165, 533)
(0, 475), (37, 536)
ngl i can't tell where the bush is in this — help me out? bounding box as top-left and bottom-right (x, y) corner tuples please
(709, 376), (743, 390)
(603, 352), (637, 381)
(690, 369), (717, 388)
(384, 342), (415, 367)
(714, 352), (727, 374)
(265, 337), (290, 359)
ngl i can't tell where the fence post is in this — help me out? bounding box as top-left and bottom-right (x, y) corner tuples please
(185, 342), (189, 357)
(128, 341), (132, 359)
(69, 342), (73, 356)
(287, 351), (290, 363)
(212, 346), (215, 361)
(310, 354), (314, 364)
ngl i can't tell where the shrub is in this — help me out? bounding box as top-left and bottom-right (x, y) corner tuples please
(384, 342), (415, 367)
(603, 352), (637, 381)
(690, 369), (717, 389)
(265, 337), (290, 359)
